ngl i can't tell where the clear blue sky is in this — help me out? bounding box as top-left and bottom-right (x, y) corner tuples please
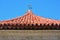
(0, 0), (60, 20)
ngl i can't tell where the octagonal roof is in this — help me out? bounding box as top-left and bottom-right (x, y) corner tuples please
(0, 10), (60, 25)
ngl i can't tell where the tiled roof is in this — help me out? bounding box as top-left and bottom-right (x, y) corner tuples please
(0, 10), (60, 26)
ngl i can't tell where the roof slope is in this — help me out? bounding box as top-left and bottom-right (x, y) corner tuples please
(0, 10), (60, 25)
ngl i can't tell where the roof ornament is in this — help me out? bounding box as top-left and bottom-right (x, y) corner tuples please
(25, 4), (33, 15)
(28, 4), (32, 11)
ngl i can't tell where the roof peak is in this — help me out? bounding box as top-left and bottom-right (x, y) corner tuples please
(25, 9), (33, 14)
(27, 9), (32, 13)
(28, 10), (31, 12)
(23, 9), (34, 17)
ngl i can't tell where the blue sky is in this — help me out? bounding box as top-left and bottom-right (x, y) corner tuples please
(0, 0), (60, 20)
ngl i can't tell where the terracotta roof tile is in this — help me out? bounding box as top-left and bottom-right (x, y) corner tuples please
(0, 10), (60, 25)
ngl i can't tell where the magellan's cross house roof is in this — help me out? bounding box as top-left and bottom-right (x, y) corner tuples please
(0, 10), (60, 30)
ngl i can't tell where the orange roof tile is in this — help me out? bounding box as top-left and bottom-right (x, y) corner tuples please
(0, 10), (60, 25)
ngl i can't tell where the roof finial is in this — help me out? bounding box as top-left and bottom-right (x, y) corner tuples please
(28, 4), (32, 10)
(26, 4), (33, 14)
